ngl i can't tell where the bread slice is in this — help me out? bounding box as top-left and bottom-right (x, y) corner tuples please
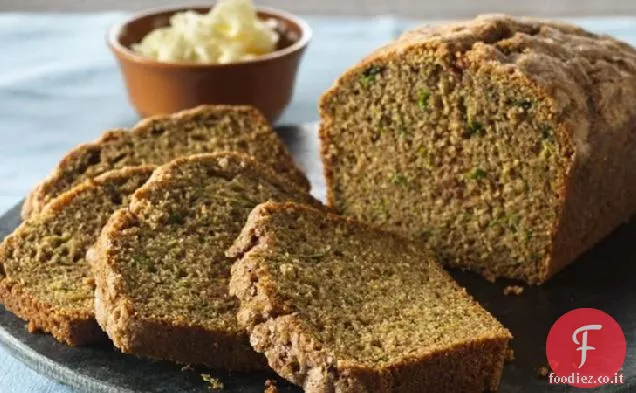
(0, 166), (154, 346)
(319, 15), (636, 283)
(91, 153), (322, 370)
(228, 202), (512, 393)
(22, 105), (309, 218)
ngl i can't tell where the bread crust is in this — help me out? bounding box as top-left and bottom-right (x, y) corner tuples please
(91, 153), (322, 370)
(228, 202), (511, 393)
(319, 14), (636, 283)
(23, 105), (309, 219)
(0, 166), (154, 346)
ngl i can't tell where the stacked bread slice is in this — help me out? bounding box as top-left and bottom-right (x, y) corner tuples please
(91, 153), (322, 370)
(22, 105), (308, 219)
(228, 202), (511, 393)
(1, 105), (310, 349)
(0, 166), (154, 345)
(0, 104), (511, 391)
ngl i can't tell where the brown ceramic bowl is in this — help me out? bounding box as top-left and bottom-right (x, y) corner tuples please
(108, 5), (311, 122)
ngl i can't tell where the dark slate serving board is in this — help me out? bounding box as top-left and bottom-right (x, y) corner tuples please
(0, 124), (634, 392)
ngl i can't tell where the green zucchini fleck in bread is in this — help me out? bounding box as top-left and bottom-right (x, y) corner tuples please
(91, 153), (322, 370)
(0, 166), (154, 346)
(319, 14), (636, 283)
(23, 105), (309, 218)
(228, 201), (512, 393)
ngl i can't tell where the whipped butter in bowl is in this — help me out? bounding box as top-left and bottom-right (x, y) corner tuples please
(108, 0), (312, 121)
(133, 0), (280, 64)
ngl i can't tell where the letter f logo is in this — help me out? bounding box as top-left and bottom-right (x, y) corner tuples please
(573, 324), (602, 368)
(546, 309), (625, 388)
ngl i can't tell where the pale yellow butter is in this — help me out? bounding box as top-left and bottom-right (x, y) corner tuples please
(133, 0), (279, 64)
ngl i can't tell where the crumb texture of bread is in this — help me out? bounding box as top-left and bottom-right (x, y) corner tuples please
(91, 153), (321, 370)
(319, 14), (636, 283)
(0, 166), (154, 346)
(228, 202), (512, 393)
(22, 105), (309, 218)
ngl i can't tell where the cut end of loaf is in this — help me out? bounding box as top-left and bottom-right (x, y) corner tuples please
(319, 19), (582, 283)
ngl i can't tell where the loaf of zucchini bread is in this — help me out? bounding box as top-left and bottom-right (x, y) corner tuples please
(22, 105), (309, 218)
(91, 153), (322, 370)
(228, 202), (511, 393)
(319, 14), (636, 283)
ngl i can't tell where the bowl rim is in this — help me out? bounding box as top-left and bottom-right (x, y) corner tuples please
(107, 4), (313, 68)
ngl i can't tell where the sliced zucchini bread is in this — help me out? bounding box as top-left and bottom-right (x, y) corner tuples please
(319, 14), (636, 283)
(23, 105), (309, 218)
(228, 201), (512, 393)
(0, 166), (154, 346)
(91, 153), (322, 370)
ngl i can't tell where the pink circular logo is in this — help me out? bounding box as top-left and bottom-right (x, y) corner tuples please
(546, 308), (626, 388)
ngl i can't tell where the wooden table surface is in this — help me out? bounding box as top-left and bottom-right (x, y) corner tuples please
(2, 0), (636, 17)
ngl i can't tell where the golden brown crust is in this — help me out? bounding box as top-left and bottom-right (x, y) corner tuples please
(23, 105), (309, 219)
(1, 166), (154, 346)
(228, 202), (511, 393)
(92, 153), (321, 370)
(319, 14), (636, 283)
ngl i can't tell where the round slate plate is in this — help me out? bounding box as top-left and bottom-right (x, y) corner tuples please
(0, 124), (634, 392)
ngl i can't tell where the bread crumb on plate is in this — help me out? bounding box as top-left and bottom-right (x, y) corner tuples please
(201, 374), (224, 390)
(504, 285), (525, 296)
(505, 347), (515, 362)
(264, 379), (278, 393)
(538, 365), (551, 378)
